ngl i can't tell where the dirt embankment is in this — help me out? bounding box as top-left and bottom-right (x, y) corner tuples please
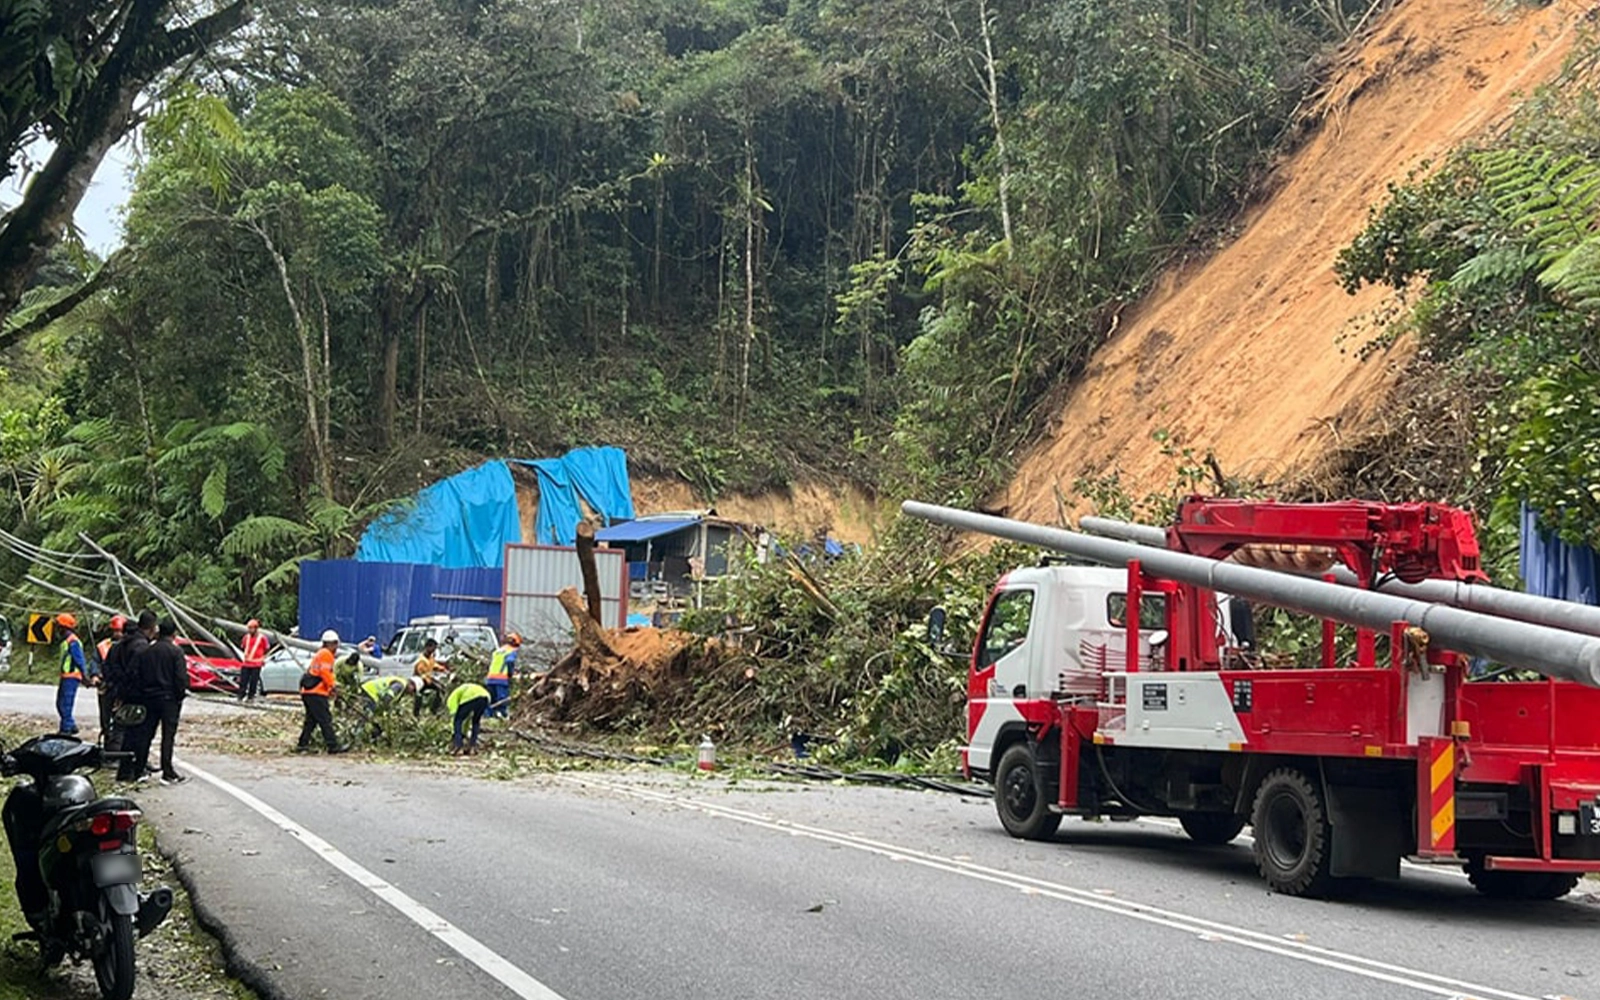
(512, 472), (885, 546)
(1001, 0), (1591, 522)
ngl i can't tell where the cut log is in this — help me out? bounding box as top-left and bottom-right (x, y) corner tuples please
(575, 521), (605, 624)
(558, 586), (622, 661)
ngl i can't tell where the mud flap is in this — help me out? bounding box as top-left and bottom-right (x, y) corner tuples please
(1327, 785), (1404, 879)
(101, 882), (139, 916)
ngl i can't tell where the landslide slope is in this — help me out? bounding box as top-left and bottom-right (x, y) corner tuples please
(1001, 0), (1591, 522)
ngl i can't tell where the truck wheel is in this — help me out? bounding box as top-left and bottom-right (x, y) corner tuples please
(994, 743), (1062, 841)
(1463, 856), (1581, 900)
(1250, 768), (1334, 896)
(1178, 813), (1247, 845)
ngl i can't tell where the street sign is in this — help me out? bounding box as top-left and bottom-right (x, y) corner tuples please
(26, 614), (53, 645)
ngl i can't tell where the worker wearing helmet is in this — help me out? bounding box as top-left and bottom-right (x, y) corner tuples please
(54, 612), (86, 735)
(238, 619), (269, 703)
(294, 630), (348, 754)
(356, 675), (416, 742)
(447, 681), (491, 755)
(95, 616), (128, 751)
(484, 632), (520, 719)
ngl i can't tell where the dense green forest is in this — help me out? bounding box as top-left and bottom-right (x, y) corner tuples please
(2, 0), (1379, 616)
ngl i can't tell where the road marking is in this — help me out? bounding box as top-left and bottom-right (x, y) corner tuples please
(567, 775), (1544, 1000)
(179, 759), (567, 1000)
(1131, 817), (1471, 881)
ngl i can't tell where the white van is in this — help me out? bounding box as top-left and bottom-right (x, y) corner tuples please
(386, 616), (499, 668)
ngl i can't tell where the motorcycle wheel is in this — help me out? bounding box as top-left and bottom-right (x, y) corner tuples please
(92, 894), (135, 1000)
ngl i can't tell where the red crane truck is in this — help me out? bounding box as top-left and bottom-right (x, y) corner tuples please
(925, 497), (1600, 899)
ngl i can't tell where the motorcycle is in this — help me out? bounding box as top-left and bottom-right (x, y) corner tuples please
(1, 733), (172, 1000)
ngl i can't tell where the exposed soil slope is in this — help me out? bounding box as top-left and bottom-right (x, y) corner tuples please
(1002, 0), (1590, 522)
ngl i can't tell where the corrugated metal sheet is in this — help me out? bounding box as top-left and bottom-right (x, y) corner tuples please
(502, 544), (628, 661)
(299, 561), (503, 649)
(595, 517), (701, 544)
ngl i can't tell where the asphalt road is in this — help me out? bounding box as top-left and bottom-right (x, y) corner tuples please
(3, 681), (1596, 1000)
(0, 678), (262, 723)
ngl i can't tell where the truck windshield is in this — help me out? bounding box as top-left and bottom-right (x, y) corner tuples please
(978, 590), (1035, 668)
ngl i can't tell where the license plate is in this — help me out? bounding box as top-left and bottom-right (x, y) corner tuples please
(1581, 801), (1600, 838)
(90, 851), (141, 887)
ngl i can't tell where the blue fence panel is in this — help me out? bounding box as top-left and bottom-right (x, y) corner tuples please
(299, 560), (503, 649)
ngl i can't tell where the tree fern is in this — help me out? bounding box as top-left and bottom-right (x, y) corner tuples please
(1474, 147), (1600, 310)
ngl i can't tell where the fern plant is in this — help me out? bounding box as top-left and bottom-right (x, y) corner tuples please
(1473, 147), (1600, 310)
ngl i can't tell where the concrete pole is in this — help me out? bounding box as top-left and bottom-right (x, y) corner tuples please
(904, 501), (1600, 688)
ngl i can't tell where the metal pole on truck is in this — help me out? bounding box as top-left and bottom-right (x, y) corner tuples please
(1078, 514), (1600, 638)
(903, 500), (1600, 689)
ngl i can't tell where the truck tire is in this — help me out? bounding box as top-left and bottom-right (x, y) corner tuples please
(1178, 813), (1247, 845)
(1250, 768), (1335, 897)
(994, 743), (1062, 841)
(1463, 855), (1581, 900)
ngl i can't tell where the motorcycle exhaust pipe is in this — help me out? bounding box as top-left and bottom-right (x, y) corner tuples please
(136, 887), (173, 938)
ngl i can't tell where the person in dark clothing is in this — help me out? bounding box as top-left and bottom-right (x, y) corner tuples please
(97, 616), (128, 752)
(142, 620), (191, 784)
(117, 611), (158, 782)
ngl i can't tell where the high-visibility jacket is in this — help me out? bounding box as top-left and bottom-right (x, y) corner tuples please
(447, 683), (490, 715)
(241, 632), (270, 665)
(361, 676), (408, 703)
(302, 648), (337, 697)
(97, 638), (112, 662)
(59, 634), (85, 681)
(486, 645), (517, 682)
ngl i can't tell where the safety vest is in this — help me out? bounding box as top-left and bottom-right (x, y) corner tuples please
(59, 635), (84, 681)
(447, 683), (490, 715)
(303, 650), (336, 697)
(361, 676), (406, 702)
(97, 638), (112, 662)
(241, 633), (269, 664)
(486, 646), (515, 682)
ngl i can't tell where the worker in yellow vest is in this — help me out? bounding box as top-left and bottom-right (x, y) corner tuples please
(54, 613), (87, 735)
(356, 675), (417, 742)
(484, 633), (520, 719)
(447, 682), (491, 755)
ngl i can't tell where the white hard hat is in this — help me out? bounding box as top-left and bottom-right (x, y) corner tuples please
(320, 629), (340, 644)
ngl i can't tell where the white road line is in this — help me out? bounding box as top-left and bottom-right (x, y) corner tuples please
(178, 759), (568, 1000)
(567, 775), (1545, 1000)
(1132, 817), (1471, 881)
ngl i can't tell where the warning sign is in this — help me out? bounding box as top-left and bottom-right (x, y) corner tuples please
(26, 614), (53, 645)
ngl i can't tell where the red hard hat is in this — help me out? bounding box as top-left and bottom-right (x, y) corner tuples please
(246, 619), (261, 628)
(110, 615), (127, 631)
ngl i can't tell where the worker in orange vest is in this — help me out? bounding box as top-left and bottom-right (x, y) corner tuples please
(238, 619), (269, 702)
(484, 632), (520, 719)
(54, 613), (87, 735)
(95, 616), (126, 749)
(293, 630), (348, 754)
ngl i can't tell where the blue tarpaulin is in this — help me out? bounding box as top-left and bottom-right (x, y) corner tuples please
(517, 446), (637, 546)
(356, 461), (521, 569)
(299, 560), (503, 648)
(1520, 503), (1600, 605)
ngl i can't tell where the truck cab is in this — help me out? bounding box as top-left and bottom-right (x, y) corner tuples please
(966, 565), (1175, 779)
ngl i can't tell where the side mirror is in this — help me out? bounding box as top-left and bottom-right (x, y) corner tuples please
(927, 607), (947, 645)
(1147, 629), (1169, 647)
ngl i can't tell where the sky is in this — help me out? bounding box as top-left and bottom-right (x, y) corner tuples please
(2, 139), (136, 258)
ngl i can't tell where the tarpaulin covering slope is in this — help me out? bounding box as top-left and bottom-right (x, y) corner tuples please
(356, 461), (521, 568)
(518, 446), (636, 546)
(1521, 504), (1599, 606)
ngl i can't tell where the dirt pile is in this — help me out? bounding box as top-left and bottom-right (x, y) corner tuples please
(1001, 0), (1590, 521)
(517, 587), (734, 726)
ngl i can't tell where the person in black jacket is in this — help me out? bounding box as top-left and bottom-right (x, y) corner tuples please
(116, 611), (158, 782)
(142, 620), (191, 785)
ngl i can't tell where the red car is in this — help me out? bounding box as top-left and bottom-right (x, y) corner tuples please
(176, 638), (246, 694)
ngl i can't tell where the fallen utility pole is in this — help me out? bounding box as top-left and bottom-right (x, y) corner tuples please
(1079, 514), (1600, 638)
(903, 500), (1600, 688)
(78, 533), (241, 658)
(24, 575), (123, 618)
